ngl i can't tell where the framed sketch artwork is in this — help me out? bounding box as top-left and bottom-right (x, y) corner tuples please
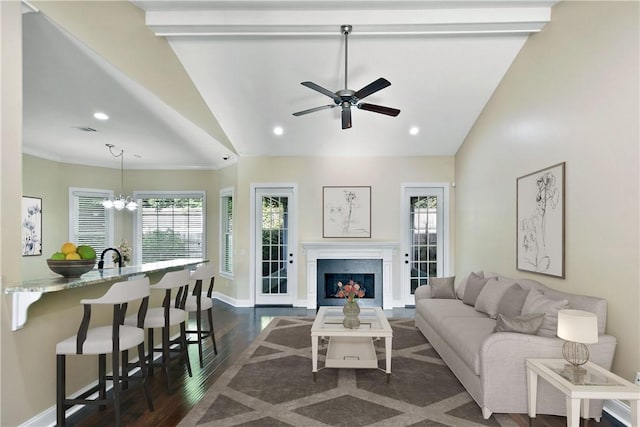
(323, 186), (371, 238)
(22, 196), (42, 256)
(516, 162), (565, 278)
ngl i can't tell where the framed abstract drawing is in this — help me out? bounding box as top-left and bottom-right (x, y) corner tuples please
(323, 186), (371, 238)
(22, 196), (42, 256)
(516, 162), (565, 278)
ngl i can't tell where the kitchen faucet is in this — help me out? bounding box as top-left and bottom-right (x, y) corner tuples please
(98, 247), (122, 270)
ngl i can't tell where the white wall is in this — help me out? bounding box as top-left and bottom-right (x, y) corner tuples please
(455, 1), (639, 381)
(233, 156), (455, 306)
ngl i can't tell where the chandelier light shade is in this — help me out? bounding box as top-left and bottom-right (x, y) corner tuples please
(102, 144), (138, 211)
(557, 309), (598, 373)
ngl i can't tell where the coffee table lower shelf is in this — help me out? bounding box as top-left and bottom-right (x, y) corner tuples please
(325, 337), (378, 369)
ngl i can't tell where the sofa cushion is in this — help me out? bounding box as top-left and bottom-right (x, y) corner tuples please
(430, 276), (456, 299)
(474, 278), (512, 318)
(521, 288), (569, 337)
(496, 283), (529, 318)
(416, 299), (486, 331)
(455, 271), (483, 300)
(493, 313), (545, 335)
(462, 272), (489, 306)
(437, 316), (497, 375)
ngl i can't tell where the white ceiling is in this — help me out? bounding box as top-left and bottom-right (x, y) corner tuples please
(22, 1), (555, 170)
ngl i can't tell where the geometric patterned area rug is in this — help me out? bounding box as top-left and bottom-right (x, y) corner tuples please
(178, 317), (518, 427)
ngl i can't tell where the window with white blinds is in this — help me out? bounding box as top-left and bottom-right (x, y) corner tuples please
(69, 188), (114, 259)
(134, 192), (205, 264)
(220, 188), (233, 276)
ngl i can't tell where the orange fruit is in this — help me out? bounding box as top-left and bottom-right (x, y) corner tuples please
(61, 242), (77, 255)
(65, 252), (81, 260)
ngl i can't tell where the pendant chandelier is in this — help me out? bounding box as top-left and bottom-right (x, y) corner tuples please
(102, 144), (138, 211)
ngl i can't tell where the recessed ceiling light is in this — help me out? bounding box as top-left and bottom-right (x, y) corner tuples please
(409, 126), (420, 136)
(273, 126), (284, 136)
(94, 112), (109, 120)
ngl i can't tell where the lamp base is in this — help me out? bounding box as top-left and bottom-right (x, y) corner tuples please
(562, 341), (589, 367)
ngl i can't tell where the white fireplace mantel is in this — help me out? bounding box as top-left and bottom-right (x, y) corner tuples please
(302, 241), (398, 310)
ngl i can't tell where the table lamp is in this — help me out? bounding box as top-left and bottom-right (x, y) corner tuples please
(557, 309), (598, 374)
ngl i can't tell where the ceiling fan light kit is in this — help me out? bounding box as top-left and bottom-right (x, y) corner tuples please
(293, 24), (400, 129)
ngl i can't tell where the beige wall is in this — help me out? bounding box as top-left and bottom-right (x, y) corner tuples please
(455, 1), (639, 381)
(234, 156), (455, 305)
(1, 2), (28, 425)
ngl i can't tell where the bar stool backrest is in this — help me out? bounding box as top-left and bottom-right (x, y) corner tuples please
(153, 269), (190, 290)
(81, 277), (150, 305)
(190, 263), (215, 281)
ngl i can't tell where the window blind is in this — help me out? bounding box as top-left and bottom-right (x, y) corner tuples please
(221, 195), (233, 274)
(137, 194), (205, 263)
(71, 190), (113, 258)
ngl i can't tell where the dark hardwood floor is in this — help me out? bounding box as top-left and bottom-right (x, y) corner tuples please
(65, 301), (624, 427)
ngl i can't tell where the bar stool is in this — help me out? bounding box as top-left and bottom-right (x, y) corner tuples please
(55, 277), (154, 427)
(185, 263), (218, 368)
(124, 268), (192, 392)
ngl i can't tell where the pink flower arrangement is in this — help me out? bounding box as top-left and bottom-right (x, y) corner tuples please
(336, 280), (365, 302)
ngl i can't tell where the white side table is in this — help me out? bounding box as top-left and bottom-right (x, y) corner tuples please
(526, 358), (640, 427)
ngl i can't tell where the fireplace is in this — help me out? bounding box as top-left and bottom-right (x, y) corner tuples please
(317, 259), (382, 307)
(302, 241), (397, 309)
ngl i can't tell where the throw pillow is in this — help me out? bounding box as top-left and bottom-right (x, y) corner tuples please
(455, 271), (483, 300)
(462, 272), (489, 306)
(496, 283), (529, 318)
(521, 288), (570, 337)
(493, 313), (545, 334)
(474, 278), (511, 318)
(430, 276), (456, 299)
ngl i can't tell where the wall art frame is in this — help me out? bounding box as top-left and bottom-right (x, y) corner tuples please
(323, 186), (371, 238)
(516, 162), (565, 278)
(22, 196), (43, 256)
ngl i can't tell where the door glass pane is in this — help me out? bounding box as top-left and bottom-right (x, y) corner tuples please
(260, 196), (288, 295)
(410, 195), (438, 294)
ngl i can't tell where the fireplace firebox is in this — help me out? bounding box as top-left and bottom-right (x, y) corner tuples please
(316, 259), (382, 307)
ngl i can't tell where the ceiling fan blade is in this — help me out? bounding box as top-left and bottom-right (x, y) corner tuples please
(358, 103), (401, 117)
(342, 106), (352, 129)
(292, 104), (336, 116)
(301, 81), (341, 103)
(354, 77), (391, 100)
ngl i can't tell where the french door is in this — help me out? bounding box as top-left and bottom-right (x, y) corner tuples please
(401, 185), (448, 306)
(253, 186), (297, 305)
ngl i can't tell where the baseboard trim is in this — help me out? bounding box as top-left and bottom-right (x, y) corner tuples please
(212, 292), (253, 307)
(604, 399), (632, 426)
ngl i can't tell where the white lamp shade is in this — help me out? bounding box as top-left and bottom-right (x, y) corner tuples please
(557, 309), (598, 344)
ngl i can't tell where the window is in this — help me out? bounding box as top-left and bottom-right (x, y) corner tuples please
(134, 191), (205, 263)
(220, 188), (233, 276)
(69, 188), (114, 258)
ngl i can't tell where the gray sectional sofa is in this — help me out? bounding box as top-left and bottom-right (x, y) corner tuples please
(414, 272), (617, 420)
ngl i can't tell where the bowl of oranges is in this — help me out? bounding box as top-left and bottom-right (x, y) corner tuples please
(47, 242), (97, 278)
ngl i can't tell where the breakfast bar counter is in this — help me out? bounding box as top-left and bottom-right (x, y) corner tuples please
(5, 258), (208, 331)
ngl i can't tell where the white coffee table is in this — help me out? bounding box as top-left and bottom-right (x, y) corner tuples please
(526, 358), (640, 427)
(311, 306), (393, 381)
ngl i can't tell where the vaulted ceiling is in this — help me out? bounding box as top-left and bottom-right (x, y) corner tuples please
(22, 1), (556, 170)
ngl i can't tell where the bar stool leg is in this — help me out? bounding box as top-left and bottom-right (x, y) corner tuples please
(137, 342), (154, 411)
(98, 354), (107, 410)
(196, 312), (204, 368)
(147, 329), (155, 377)
(162, 325), (171, 392)
(207, 307), (218, 354)
(112, 348), (121, 427)
(121, 350), (129, 391)
(180, 322), (193, 377)
(56, 355), (66, 427)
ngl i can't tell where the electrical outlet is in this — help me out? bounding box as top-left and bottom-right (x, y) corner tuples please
(635, 372), (640, 386)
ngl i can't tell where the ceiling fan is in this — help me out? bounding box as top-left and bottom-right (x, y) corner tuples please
(293, 24), (400, 130)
